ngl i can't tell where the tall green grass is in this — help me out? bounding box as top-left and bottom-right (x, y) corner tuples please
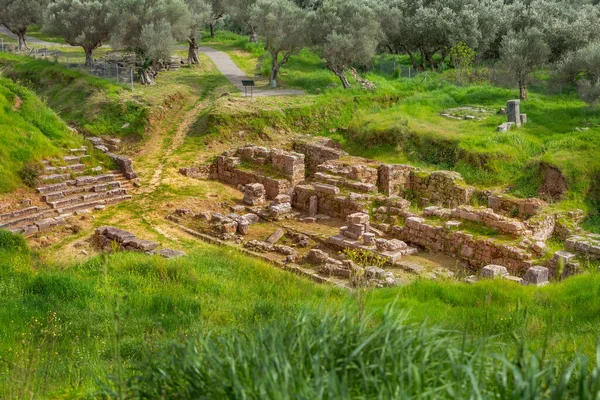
(107, 309), (600, 399)
(0, 77), (83, 192)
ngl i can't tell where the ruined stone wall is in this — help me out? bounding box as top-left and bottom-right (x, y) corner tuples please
(292, 184), (367, 219)
(236, 145), (305, 184)
(397, 217), (533, 273)
(378, 164), (415, 196)
(408, 171), (475, 208)
(216, 155), (293, 199)
(487, 195), (547, 219)
(293, 137), (347, 175)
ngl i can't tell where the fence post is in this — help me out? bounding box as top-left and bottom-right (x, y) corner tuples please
(130, 68), (133, 91)
(116, 64), (119, 82)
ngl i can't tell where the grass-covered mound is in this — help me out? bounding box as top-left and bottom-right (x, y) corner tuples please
(0, 77), (85, 193)
(1, 228), (599, 396)
(0, 54), (149, 139)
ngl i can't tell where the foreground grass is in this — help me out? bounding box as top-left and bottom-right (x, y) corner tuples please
(1, 229), (600, 397)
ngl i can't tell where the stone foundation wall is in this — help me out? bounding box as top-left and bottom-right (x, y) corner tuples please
(397, 217), (533, 273)
(235, 145), (305, 184)
(409, 171), (475, 208)
(179, 164), (217, 180)
(487, 195), (547, 219)
(293, 137), (347, 174)
(292, 184), (367, 219)
(378, 164), (415, 196)
(216, 155), (293, 199)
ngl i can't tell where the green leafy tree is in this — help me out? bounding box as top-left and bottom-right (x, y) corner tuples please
(185, 0), (212, 64)
(250, 0), (307, 88)
(450, 41), (476, 84)
(226, 0), (259, 42)
(44, 0), (113, 66)
(0, 0), (49, 50)
(311, 0), (381, 89)
(559, 41), (600, 105)
(499, 28), (550, 100)
(109, 0), (191, 85)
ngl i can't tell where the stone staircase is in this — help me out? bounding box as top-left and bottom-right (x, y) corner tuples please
(1, 149), (134, 237)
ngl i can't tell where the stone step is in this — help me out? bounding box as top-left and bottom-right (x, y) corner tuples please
(63, 155), (90, 164)
(0, 208), (58, 229)
(41, 181), (122, 202)
(0, 206), (40, 222)
(56, 195), (132, 214)
(44, 163), (85, 174)
(314, 172), (377, 193)
(49, 188), (128, 209)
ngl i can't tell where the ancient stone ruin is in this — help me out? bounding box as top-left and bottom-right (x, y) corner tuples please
(498, 99), (528, 132)
(94, 226), (185, 258)
(1, 144), (136, 237)
(175, 136), (592, 289)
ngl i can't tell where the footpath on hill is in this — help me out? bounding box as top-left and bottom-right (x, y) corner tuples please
(198, 46), (304, 96)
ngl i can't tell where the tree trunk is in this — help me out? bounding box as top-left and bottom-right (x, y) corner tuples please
(17, 31), (28, 52)
(84, 47), (94, 67)
(140, 67), (157, 85)
(249, 27), (258, 43)
(270, 61), (279, 88)
(404, 47), (419, 70)
(210, 23), (215, 39)
(419, 47), (426, 71)
(188, 37), (200, 65)
(335, 70), (351, 89)
(519, 79), (527, 101)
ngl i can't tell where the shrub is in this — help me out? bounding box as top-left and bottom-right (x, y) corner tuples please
(0, 229), (29, 253)
(19, 162), (44, 188)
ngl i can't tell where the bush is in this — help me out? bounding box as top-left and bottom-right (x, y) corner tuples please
(19, 162), (44, 188)
(0, 229), (29, 253)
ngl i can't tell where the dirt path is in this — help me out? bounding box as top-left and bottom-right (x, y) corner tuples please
(144, 100), (207, 193)
(1, 25), (70, 48)
(198, 46), (305, 97)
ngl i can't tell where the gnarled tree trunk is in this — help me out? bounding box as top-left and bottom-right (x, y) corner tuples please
(84, 46), (94, 67)
(249, 26), (258, 43)
(188, 37), (200, 65)
(519, 79), (527, 100)
(140, 67), (157, 85)
(17, 30), (28, 52)
(333, 68), (350, 89)
(209, 23), (215, 38)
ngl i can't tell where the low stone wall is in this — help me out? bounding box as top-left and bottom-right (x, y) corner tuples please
(235, 145), (305, 184)
(565, 234), (600, 260)
(94, 226), (159, 252)
(215, 155), (293, 199)
(487, 195), (547, 219)
(293, 136), (347, 174)
(378, 164), (415, 196)
(292, 184), (367, 219)
(409, 171), (475, 208)
(179, 164), (217, 180)
(397, 217), (533, 273)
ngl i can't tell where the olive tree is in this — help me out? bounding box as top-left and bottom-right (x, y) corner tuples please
(559, 42), (600, 105)
(499, 28), (550, 101)
(109, 0), (191, 85)
(185, 0), (212, 64)
(43, 0), (112, 66)
(208, 0), (226, 38)
(311, 0), (381, 88)
(226, 0), (259, 42)
(250, 0), (307, 88)
(0, 0), (49, 50)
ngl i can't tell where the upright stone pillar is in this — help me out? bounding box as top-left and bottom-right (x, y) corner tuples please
(507, 100), (521, 127)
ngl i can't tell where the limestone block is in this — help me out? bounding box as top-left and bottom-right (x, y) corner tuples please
(314, 183), (340, 196)
(481, 264), (509, 279)
(266, 228), (285, 244)
(307, 249), (329, 264)
(346, 212), (369, 225)
(522, 266), (549, 286)
(507, 100), (521, 126)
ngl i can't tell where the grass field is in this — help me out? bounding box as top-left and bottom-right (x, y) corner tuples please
(1, 229), (600, 397)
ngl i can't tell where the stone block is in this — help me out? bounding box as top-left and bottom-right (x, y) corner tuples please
(481, 264), (509, 279)
(363, 232), (376, 246)
(308, 195), (318, 217)
(266, 228), (285, 244)
(238, 221), (249, 235)
(156, 249), (186, 259)
(507, 100), (521, 126)
(522, 266), (549, 286)
(307, 249), (329, 264)
(314, 183), (340, 196)
(272, 194), (291, 204)
(346, 212), (369, 225)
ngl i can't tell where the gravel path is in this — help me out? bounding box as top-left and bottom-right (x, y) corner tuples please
(199, 46), (305, 97)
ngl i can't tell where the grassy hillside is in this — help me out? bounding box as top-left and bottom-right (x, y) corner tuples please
(0, 54), (150, 139)
(1, 229), (599, 396)
(0, 77), (85, 193)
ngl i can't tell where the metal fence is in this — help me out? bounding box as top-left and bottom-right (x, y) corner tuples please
(0, 39), (135, 90)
